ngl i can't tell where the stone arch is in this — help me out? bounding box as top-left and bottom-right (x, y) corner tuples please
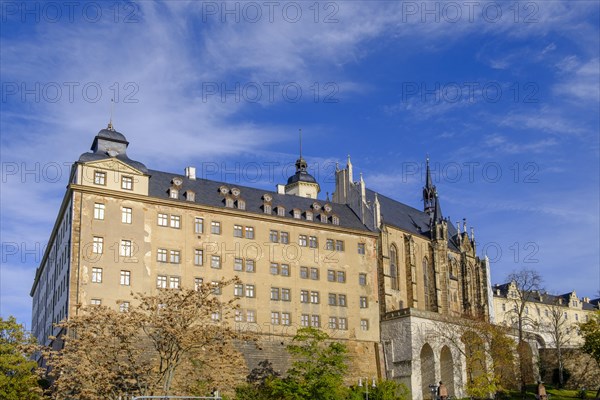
(440, 345), (455, 396)
(390, 244), (399, 290)
(420, 343), (436, 400)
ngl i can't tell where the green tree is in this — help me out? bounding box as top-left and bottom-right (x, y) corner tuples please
(348, 379), (411, 400)
(0, 316), (42, 400)
(272, 327), (349, 400)
(578, 310), (600, 397)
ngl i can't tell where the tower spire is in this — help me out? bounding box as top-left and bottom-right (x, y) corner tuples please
(107, 98), (115, 131)
(423, 156), (436, 215)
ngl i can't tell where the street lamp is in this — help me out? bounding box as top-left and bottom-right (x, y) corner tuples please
(358, 377), (376, 400)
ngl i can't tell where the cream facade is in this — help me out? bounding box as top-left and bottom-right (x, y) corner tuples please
(32, 125), (500, 398)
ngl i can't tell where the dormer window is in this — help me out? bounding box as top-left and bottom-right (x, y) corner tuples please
(277, 206), (286, 217)
(219, 186), (229, 195)
(172, 177), (183, 187)
(306, 211), (313, 221)
(331, 215), (339, 225)
(237, 199), (246, 210)
(293, 209), (301, 219)
(320, 214), (328, 223)
(263, 194), (272, 202)
(169, 188), (179, 199)
(225, 197), (234, 208)
(264, 204), (272, 214)
(185, 190), (195, 202)
(324, 204), (332, 213)
(231, 188), (241, 197)
(312, 202), (321, 211)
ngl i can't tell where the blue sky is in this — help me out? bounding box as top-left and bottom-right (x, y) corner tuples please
(1, 1), (599, 329)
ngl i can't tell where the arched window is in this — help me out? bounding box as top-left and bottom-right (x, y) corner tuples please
(423, 258), (430, 309)
(390, 245), (399, 290)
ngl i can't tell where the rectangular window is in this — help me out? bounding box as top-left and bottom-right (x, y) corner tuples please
(245, 226), (254, 239)
(211, 221), (221, 234)
(358, 243), (365, 254)
(120, 270), (131, 286)
(339, 318), (347, 330)
(337, 271), (346, 283)
(211, 255), (221, 269)
(293, 209), (301, 219)
(338, 294), (347, 307)
(281, 264), (290, 277)
(120, 240), (132, 257)
(246, 285), (255, 298)
(157, 275), (167, 288)
(121, 207), (132, 224)
(91, 299), (102, 306)
(92, 267), (103, 283)
(170, 250), (181, 264)
(309, 236), (318, 248)
(94, 203), (105, 220)
(310, 291), (320, 304)
(94, 171), (106, 185)
(298, 235), (307, 247)
(326, 239), (334, 250)
(246, 310), (256, 323)
(271, 312), (280, 325)
(93, 236), (104, 254)
(359, 273), (367, 286)
(234, 258), (243, 271)
(301, 314), (310, 327)
(306, 211), (313, 221)
(329, 317), (337, 329)
(157, 248), (167, 263)
(194, 217), (204, 233)
(310, 268), (319, 280)
(270, 287), (280, 301)
(328, 293), (337, 306)
(246, 259), (255, 273)
(194, 278), (203, 291)
(300, 290), (309, 303)
(270, 230), (279, 242)
(264, 204), (272, 214)
(121, 176), (133, 190)
(335, 240), (345, 251)
(360, 296), (368, 308)
(211, 281), (221, 295)
(169, 276), (180, 289)
(235, 310), (244, 322)
(119, 302), (130, 312)
(234, 283), (244, 297)
(211, 311), (220, 321)
(502, 303), (506, 312)
(234, 225), (243, 238)
(270, 263), (279, 275)
(280, 232), (289, 244)
(360, 319), (369, 331)
(277, 207), (285, 217)
(282, 312), (291, 326)
(281, 288), (291, 301)
(194, 249), (203, 266)
(158, 213), (168, 226)
(327, 270), (335, 282)
(311, 315), (320, 328)
(300, 266), (309, 279)
(170, 215), (181, 228)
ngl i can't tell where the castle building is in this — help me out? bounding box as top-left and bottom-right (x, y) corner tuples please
(31, 125), (492, 399)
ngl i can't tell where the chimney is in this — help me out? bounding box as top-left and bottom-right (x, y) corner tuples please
(276, 184), (285, 194)
(583, 297), (590, 303)
(185, 166), (196, 180)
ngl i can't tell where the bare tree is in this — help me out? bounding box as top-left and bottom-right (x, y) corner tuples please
(505, 268), (544, 392)
(45, 278), (251, 399)
(541, 296), (572, 387)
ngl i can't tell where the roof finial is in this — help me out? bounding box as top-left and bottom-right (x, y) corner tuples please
(299, 128), (302, 159)
(107, 98), (115, 131)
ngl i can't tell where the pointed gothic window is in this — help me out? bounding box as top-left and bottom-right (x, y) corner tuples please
(390, 245), (399, 290)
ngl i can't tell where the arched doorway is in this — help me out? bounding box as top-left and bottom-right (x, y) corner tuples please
(440, 346), (455, 396)
(420, 343), (435, 400)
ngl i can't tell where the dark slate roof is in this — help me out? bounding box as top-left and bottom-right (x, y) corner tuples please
(147, 169), (370, 232)
(96, 128), (128, 143)
(287, 170), (317, 184)
(365, 189), (460, 251)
